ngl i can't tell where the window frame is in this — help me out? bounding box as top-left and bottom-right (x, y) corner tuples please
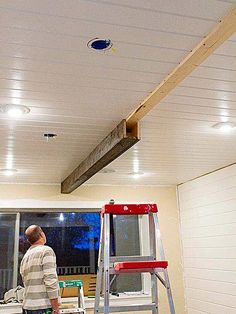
(0, 204), (148, 295)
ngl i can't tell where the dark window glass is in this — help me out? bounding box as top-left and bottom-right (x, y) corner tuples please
(19, 212), (100, 278)
(0, 214), (16, 298)
(111, 215), (142, 293)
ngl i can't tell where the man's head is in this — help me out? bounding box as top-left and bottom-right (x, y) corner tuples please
(25, 225), (46, 245)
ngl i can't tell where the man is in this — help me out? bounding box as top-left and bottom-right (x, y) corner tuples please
(20, 225), (60, 314)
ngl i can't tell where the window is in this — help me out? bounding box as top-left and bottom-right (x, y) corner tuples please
(0, 210), (142, 298)
(19, 212), (100, 278)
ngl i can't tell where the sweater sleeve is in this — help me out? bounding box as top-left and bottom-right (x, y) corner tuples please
(42, 248), (59, 299)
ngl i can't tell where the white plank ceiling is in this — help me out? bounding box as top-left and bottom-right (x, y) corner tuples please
(0, 0), (235, 185)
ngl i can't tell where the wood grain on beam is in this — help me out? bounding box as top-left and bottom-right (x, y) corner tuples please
(61, 120), (139, 194)
(126, 7), (236, 128)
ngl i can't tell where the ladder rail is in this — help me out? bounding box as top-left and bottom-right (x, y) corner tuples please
(94, 217), (104, 313)
(153, 213), (166, 261)
(149, 213), (158, 314)
(103, 213), (110, 314)
(153, 212), (175, 314)
(163, 269), (175, 314)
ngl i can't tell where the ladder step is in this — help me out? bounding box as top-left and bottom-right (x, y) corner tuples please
(96, 304), (157, 312)
(114, 261), (168, 271)
(61, 308), (85, 313)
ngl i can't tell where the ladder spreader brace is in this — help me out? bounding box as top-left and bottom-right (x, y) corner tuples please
(94, 203), (175, 314)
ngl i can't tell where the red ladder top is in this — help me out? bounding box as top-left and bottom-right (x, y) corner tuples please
(114, 261), (168, 271)
(101, 203), (158, 215)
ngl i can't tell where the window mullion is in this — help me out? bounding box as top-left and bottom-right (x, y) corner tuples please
(13, 212), (20, 288)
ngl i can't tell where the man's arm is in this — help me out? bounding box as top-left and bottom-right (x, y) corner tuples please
(50, 298), (60, 314)
(42, 248), (60, 314)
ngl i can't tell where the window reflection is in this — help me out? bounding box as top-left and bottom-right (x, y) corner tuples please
(19, 212), (100, 276)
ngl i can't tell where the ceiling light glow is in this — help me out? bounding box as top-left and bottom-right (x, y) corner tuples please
(0, 104), (30, 118)
(6, 154), (13, 169)
(0, 168), (17, 176)
(129, 171), (144, 179)
(8, 107), (24, 118)
(133, 159), (140, 173)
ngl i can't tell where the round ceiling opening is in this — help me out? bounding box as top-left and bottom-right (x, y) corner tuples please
(87, 38), (113, 51)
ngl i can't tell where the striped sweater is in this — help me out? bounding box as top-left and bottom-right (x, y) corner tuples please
(20, 245), (60, 310)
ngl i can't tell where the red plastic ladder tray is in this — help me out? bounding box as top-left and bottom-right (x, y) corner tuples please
(102, 204), (158, 215)
(114, 261), (168, 272)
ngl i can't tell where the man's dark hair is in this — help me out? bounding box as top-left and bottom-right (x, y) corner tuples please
(25, 225), (43, 245)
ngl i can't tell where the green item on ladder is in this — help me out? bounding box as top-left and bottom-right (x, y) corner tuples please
(44, 309), (52, 314)
(59, 279), (83, 288)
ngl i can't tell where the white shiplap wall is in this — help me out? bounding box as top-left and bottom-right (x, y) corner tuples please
(178, 164), (236, 314)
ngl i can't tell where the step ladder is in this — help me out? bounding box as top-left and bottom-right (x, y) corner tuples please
(59, 280), (86, 314)
(94, 203), (175, 314)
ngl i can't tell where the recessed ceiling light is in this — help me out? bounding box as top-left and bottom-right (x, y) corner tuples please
(0, 104), (30, 118)
(212, 122), (236, 132)
(87, 38), (113, 51)
(0, 168), (18, 176)
(99, 168), (116, 174)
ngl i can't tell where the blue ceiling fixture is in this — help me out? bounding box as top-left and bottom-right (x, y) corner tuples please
(87, 38), (113, 51)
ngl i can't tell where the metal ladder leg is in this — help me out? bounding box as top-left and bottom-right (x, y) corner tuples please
(163, 269), (175, 314)
(80, 285), (86, 314)
(94, 217), (104, 314)
(149, 213), (158, 314)
(153, 213), (175, 314)
(104, 213), (110, 314)
(151, 273), (158, 314)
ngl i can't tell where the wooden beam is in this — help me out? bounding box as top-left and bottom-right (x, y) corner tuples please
(126, 7), (236, 128)
(61, 120), (140, 194)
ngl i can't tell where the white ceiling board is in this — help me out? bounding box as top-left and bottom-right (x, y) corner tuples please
(0, 67), (165, 85)
(0, 86), (143, 105)
(0, 54), (177, 77)
(190, 66), (236, 82)
(101, 0), (234, 20)
(0, 42), (187, 67)
(157, 103), (236, 120)
(160, 95), (236, 111)
(0, 0), (235, 185)
(0, 0), (221, 34)
(0, 25), (201, 54)
(0, 5), (216, 38)
(214, 40), (236, 56)
(201, 54), (236, 70)
(0, 77), (155, 95)
(172, 86), (236, 103)
(180, 77), (236, 93)
(0, 99), (132, 120)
